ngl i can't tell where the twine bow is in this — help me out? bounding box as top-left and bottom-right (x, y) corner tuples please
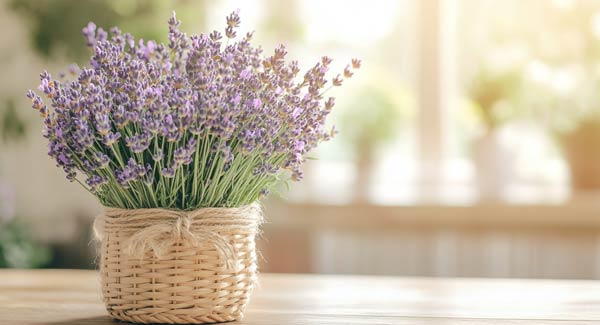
(93, 204), (262, 271)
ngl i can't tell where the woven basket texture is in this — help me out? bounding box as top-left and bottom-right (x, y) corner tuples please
(97, 205), (261, 324)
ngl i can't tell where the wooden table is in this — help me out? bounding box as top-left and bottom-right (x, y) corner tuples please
(1, 269), (600, 324)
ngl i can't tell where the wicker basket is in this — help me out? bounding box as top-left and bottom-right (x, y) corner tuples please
(95, 204), (262, 324)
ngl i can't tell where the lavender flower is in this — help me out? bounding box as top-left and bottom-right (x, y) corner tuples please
(116, 158), (143, 188)
(26, 10), (359, 210)
(152, 149), (164, 162)
(161, 167), (176, 178)
(125, 132), (152, 153)
(86, 175), (108, 192)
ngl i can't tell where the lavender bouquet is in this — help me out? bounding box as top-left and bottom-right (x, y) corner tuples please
(25, 11), (358, 324)
(26, 11), (359, 210)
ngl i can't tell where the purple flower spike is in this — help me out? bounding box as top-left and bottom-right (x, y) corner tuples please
(161, 167), (176, 178)
(82, 22), (97, 46)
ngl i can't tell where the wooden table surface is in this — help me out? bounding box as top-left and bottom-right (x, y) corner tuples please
(1, 269), (600, 324)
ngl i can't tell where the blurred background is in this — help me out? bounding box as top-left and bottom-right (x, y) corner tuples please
(2, 0), (600, 279)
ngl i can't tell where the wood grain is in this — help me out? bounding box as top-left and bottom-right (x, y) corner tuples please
(0, 269), (599, 324)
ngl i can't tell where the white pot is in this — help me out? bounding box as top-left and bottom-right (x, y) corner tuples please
(472, 130), (515, 201)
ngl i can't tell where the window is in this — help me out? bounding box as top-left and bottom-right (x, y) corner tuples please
(178, 0), (600, 205)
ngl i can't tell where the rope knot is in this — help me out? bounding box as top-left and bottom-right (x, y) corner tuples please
(172, 212), (190, 242)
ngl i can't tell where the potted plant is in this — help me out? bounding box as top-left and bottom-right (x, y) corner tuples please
(559, 117), (600, 189)
(26, 11), (359, 324)
(523, 64), (600, 191)
(535, 83), (600, 190)
(335, 79), (409, 202)
(467, 67), (522, 200)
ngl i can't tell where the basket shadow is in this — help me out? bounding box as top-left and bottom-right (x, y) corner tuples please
(41, 316), (118, 325)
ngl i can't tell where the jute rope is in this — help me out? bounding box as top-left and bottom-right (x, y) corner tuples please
(94, 203), (262, 324)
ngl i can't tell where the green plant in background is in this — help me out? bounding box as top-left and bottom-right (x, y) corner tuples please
(0, 219), (51, 268)
(334, 80), (409, 201)
(0, 97), (49, 269)
(1, 99), (26, 142)
(336, 84), (409, 161)
(467, 67), (523, 131)
(9, 0), (208, 61)
(0, 97), (46, 268)
(521, 68), (600, 189)
(520, 62), (598, 135)
(511, 0), (600, 135)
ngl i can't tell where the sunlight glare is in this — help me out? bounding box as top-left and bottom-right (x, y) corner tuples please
(300, 0), (398, 44)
